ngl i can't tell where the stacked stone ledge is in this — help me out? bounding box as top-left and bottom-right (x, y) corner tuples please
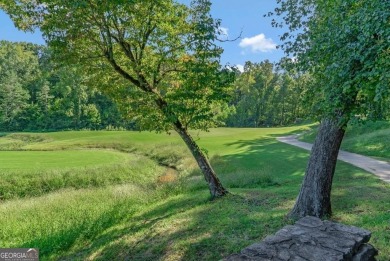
(224, 216), (378, 261)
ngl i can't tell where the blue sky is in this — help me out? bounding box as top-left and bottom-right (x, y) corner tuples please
(0, 1), (285, 70)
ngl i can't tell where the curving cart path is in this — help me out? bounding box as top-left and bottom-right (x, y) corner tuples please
(277, 135), (390, 183)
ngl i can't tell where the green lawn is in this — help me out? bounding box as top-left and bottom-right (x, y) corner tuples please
(300, 121), (390, 160)
(0, 126), (389, 260)
(0, 150), (127, 170)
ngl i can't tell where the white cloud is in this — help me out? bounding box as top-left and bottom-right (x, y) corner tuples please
(239, 33), (276, 53)
(236, 64), (244, 72)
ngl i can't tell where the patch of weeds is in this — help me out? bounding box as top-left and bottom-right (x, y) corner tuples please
(8, 133), (50, 143)
(144, 143), (190, 169)
(0, 133), (52, 150)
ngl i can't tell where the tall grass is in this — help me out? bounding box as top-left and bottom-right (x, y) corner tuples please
(0, 126), (389, 260)
(0, 154), (165, 200)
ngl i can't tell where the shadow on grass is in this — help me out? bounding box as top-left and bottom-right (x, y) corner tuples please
(47, 134), (312, 260)
(218, 137), (309, 188)
(54, 192), (291, 261)
(53, 176), (389, 261)
(330, 163), (390, 258)
(22, 200), (135, 259)
(331, 162), (390, 214)
(20, 132), (390, 260)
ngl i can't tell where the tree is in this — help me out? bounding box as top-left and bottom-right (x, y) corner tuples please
(0, 41), (38, 130)
(227, 61), (279, 127)
(226, 60), (309, 127)
(273, 0), (390, 218)
(0, 72), (30, 130)
(1, 0), (235, 197)
(0, 40), (130, 131)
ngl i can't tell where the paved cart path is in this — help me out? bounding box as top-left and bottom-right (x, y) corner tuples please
(277, 135), (390, 183)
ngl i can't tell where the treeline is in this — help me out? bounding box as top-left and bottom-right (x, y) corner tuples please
(0, 41), (133, 131)
(226, 60), (390, 127)
(226, 60), (311, 127)
(1, 41), (388, 131)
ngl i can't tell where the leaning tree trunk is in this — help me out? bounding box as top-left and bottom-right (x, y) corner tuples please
(174, 121), (228, 198)
(289, 118), (346, 219)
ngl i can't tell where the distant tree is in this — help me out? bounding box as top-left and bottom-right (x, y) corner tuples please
(0, 41), (39, 82)
(0, 41), (38, 130)
(227, 60), (308, 127)
(0, 40), (131, 131)
(81, 104), (101, 129)
(227, 61), (278, 127)
(273, 0), (390, 218)
(92, 92), (132, 129)
(0, 72), (30, 130)
(1, 0), (235, 197)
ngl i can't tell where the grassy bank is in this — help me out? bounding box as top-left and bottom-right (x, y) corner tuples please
(0, 126), (389, 260)
(299, 120), (390, 160)
(0, 151), (165, 200)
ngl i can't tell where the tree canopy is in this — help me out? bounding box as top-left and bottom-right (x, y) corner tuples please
(0, 41), (129, 131)
(227, 60), (311, 127)
(1, 0), (235, 197)
(2, 0), (234, 132)
(272, 0), (390, 218)
(274, 0), (390, 124)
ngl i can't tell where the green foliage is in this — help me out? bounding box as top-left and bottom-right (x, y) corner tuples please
(0, 72), (30, 130)
(227, 60), (311, 127)
(0, 41), (133, 131)
(0, 40), (39, 82)
(2, 0), (236, 196)
(273, 0), (390, 124)
(1, 0), (235, 133)
(0, 41), (36, 130)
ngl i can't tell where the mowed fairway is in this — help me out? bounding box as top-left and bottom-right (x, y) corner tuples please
(0, 127), (389, 260)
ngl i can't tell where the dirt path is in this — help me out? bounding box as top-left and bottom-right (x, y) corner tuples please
(277, 135), (390, 183)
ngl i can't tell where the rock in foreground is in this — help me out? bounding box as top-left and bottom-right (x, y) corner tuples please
(224, 216), (377, 261)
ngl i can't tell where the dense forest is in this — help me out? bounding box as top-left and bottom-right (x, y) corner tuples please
(226, 60), (311, 127)
(0, 40), (305, 131)
(0, 40), (133, 131)
(1, 40), (389, 132)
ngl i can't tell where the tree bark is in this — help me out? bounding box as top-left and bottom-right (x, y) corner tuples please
(288, 118), (346, 219)
(174, 121), (228, 199)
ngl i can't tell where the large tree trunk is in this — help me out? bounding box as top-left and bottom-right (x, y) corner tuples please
(174, 121), (228, 198)
(289, 118), (346, 219)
